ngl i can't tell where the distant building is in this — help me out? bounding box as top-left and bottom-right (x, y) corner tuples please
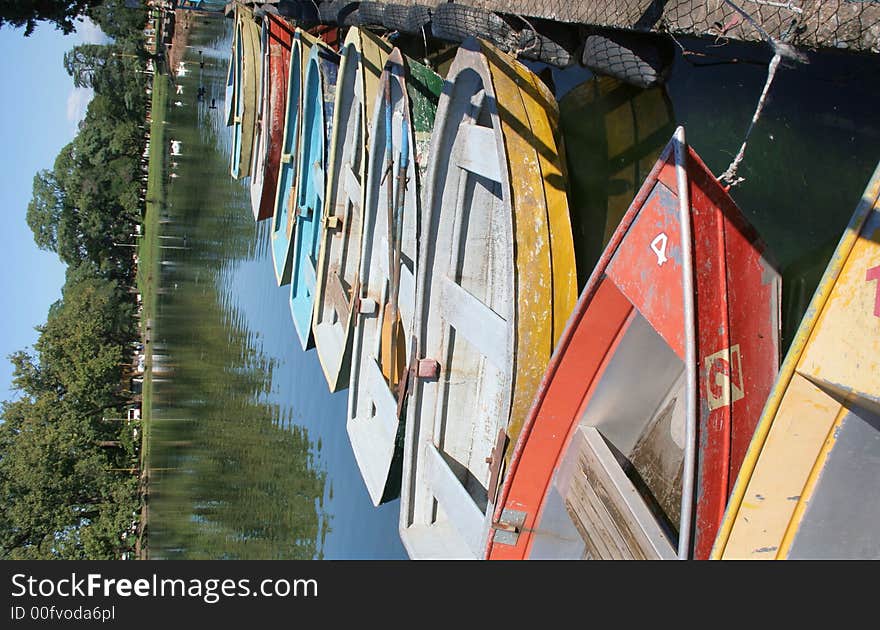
(178, 0), (228, 12)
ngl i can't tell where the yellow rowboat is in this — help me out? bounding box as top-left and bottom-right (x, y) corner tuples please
(712, 161), (880, 559)
(229, 5), (260, 180)
(346, 49), (442, 507)
(312, 28), (391, 393)
(398, 38), (577, 559)
(270, 29), (316, 287)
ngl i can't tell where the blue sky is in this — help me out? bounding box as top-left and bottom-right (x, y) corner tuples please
(0, 18), (109, 402)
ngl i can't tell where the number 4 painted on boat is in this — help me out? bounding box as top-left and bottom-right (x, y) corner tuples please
(651, 233), (669, 267)
(868, 265), (880, 318)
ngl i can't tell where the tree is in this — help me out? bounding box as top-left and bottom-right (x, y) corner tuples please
(0, 1), (103, 37)
(88, 0), (146, 41)
(1, 0), (147, 562)
(63, 43), (112, 90)
(33, 265), (135, 414)
(0, 394), (136, 559)
(25, 170), (65, 252)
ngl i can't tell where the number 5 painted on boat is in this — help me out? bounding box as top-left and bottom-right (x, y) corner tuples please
(651, 233), (669, 267)
(868, 265), (880, 317)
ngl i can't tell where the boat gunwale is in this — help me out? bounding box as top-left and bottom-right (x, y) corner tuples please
(289, 38), (340, 351)
(346, 47), (423, 507)
(269, 29), (314, 287)
(248, 18), (271, 219)
(313, 28), (391, 393)
(249, 15), (295, 222)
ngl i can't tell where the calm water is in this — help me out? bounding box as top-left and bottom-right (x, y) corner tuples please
(148, 18), (406, 559)
(147, 17), (879, 559)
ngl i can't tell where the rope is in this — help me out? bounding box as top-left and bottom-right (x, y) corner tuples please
(718, 51), (781, 186)
(718, 0), (808, 186)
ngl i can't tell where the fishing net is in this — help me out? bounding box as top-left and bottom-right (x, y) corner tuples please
(352, 0), (880, 53)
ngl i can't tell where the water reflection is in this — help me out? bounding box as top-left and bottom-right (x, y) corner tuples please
(148, 19), (406, 559)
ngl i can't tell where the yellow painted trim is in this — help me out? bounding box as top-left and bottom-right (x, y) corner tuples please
(711, 160), (880, 559)
(360, 31), (393, 137)
(522, 69), (578, 345)
(775, 403), (848, 558)
(480, 41), (577, 452)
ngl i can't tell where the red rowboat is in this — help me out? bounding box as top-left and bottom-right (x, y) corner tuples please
(485, 128), (781, 560)
(251, 14), (294, 221)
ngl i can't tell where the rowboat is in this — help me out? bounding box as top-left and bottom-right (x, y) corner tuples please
(312, 28), (391, 393)
(484, 128), (781, 561)
(398, 39), (578, 559)
(224, 27), (236, 127)
(346, 50), (442, 506)
(289, 41), (340, 350)
(712, 162), (880, 560)
(270, 29), (315, 287)
(248, 15), (294, 221)
(229, 7), (260, 180)
(247, 20), (269, 218)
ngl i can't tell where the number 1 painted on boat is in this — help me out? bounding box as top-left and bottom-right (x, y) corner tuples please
(868, 265), (880, 318)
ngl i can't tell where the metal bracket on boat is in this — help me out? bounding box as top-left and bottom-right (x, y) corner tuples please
(281, 153), (292, 164)
(492, 509), (527, 547)
(358, 297), (377, 316)
(416, 359), (440, 380)
(299, 205), (313, 218)
(325, 215), (342, 230)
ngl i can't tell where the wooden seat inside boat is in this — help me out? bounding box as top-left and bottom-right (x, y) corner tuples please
(527, 308), (683, 560)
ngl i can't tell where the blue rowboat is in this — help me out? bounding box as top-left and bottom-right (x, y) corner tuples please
(229, 7), (260, 180)
(289, 42), (340, 350)
(270, 29), (315, 287)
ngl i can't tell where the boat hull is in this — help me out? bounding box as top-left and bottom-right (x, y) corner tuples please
(713, 162), (880, 560)
(270, 30), (314, 287)
(224, 28), (236, 127)
(290, 42), (340, 351)
(485, 131), (781, 560)
(230, 7), (260, 180)
(313, 28), (391, 393)
(347, 49), (441, 507)
(398, 39), (577, 559)
(249, 15), (294, 221)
